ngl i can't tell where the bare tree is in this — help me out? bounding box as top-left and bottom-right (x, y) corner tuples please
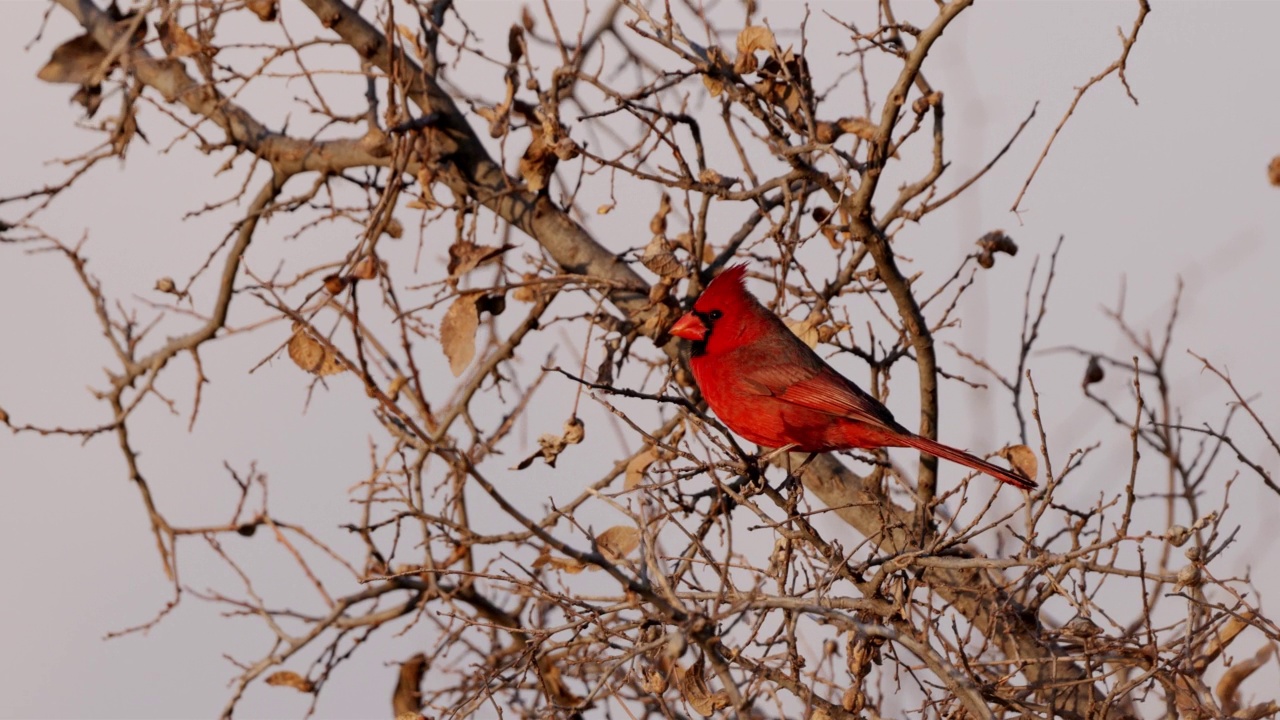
(5, 0), (1278, 718)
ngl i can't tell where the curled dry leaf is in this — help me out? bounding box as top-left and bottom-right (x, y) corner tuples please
(511, 272), (540, 303)
(1083, 355), (1104, 386)
(387, 375), (408, 401)
(383, 217), (403, 239)
(999, 444), (1038, 483)
(674, 664), (730, 717)
(392, 653), (426, 717)
(158, 18), (203, 58)
(641, 670), (668, 694)
(596, 202), (615, 215)
(533, 546), (586, 574)
(518, 131), (557, 192)
(912, 90), (944, 115)
(245, 0), (278, 21)
(513, 416), (585, 469)
(37, 34), (107, 86)
(595, 525), (640, 562)
(1217, 643), (1274, 714)
(649, 193), (671, 236)
(702, 46), (728, 97)
(287, 323), (347, 376)
(1269, 156), (1280, 187)
(698, 168), (739, 189)
(734, 25), (776, 74)
(976, 230), (1018, 269)
(448, 241), (513, 279)
(323, 273), (348, 295)
(625, 446), (662, 490)
(641, 236), (685, 280)
(441, 294), (480, 376)
(352, 255), (380, 281)
(785, 311), (831, 350)
(264, 670), (314, 693)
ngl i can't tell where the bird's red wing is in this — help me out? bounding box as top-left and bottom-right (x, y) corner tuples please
(740, 361), (900, 431)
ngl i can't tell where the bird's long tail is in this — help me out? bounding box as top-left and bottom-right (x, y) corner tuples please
(895, 433), (1037, 490)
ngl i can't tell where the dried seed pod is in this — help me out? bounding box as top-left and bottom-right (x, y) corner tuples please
(323, 273), (348, 295)
(1083, 356), (1104, 386)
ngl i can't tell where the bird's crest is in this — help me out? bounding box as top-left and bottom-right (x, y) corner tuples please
(694, 263), (751, 311)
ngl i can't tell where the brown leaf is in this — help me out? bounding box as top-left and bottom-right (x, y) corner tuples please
(287, 323), (347, 376)
(785, 312), (825, 350)
(912, 90), (944, 115)
(649, 193), (671, 236)
(159, 18), (203, 58)
(264, 670), (314, 693)
(1082, 356), (1104, 387)
(1269, 156), (1280, 187)
(441, 295), (480, 376)
(323, 274), (348, 295)
(641, 236), (685, 280)
(513, 416), (585, 470)
(245, 0), (278, 21)
(512, 272), (540, 303)
(674, 664), (730, 717)
(595, 526), (641, 561)
(537, 655), (583, 707)
(1000, 444), (1039, 482)
(518, 131), (557, 192)
(625, 447), (661, 490)
(393, 654), (426, 717)
(641, 669), (668, 694)
(448, 241), (513, 279)
(734, 26), (776, 74)
(533, 547), (586, 574)
(352, 255), (380, 281)
(37, 34), (107, 86)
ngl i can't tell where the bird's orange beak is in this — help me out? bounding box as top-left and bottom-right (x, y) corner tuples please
(669, 312), (707, 341)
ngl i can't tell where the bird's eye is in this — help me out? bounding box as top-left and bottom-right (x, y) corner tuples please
(708, 310), (723, 320)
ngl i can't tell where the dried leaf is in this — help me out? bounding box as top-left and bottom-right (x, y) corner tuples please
(1000, 444), (1038, 482)
(37, 34), (107, 86)
(383, 217), (403, 239)
(441, 295), (480, 376)
(245, 0), (278, 21)
(287, 323), (346, 376)
(596, 202), (615, 215)
(785, 312), (825, 350)
(533, 547), (586, 574)
(392, 654), (426, 717)
(323, 274), (348, 295)
(1269, 156), (1280, 187)
(518, 132), (556, 192)
(352, 255), (380, 281)
(703, 46), (728, 97)
(977, 230), (1018, 256)
(625, 447), (661, 490)
(448, 241), (513, 279)
(538, 656), (582, 707)
(1083, 356), (1104, 387)
(387, 375), (408, 401)
(159, 18), (202, 58)
(912, 90), (944, 115)
(674, 664), (730, 717)
(734, 25), (776, 74)
(595, 526), (640, 561)
(512, 272), (540, 303)
(649, 193), (671, 236)
(641, 670), (668, 694)
(641, 236), (685, 280)
(513, 416), (585, 469)
(264, 670), (314, 693)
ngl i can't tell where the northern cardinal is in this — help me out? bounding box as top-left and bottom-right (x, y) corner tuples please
(669, 264), (1035, 490)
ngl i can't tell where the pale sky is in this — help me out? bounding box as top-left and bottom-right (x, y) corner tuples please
(2, 1), (1279, 718)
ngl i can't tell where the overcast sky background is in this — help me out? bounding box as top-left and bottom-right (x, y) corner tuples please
(2, 1), (1279, 718)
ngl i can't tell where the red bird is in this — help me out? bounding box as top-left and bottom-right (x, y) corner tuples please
(669, 264), (1035, 490)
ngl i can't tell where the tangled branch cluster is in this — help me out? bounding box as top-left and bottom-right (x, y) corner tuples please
(5, 0), (1278, 718)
